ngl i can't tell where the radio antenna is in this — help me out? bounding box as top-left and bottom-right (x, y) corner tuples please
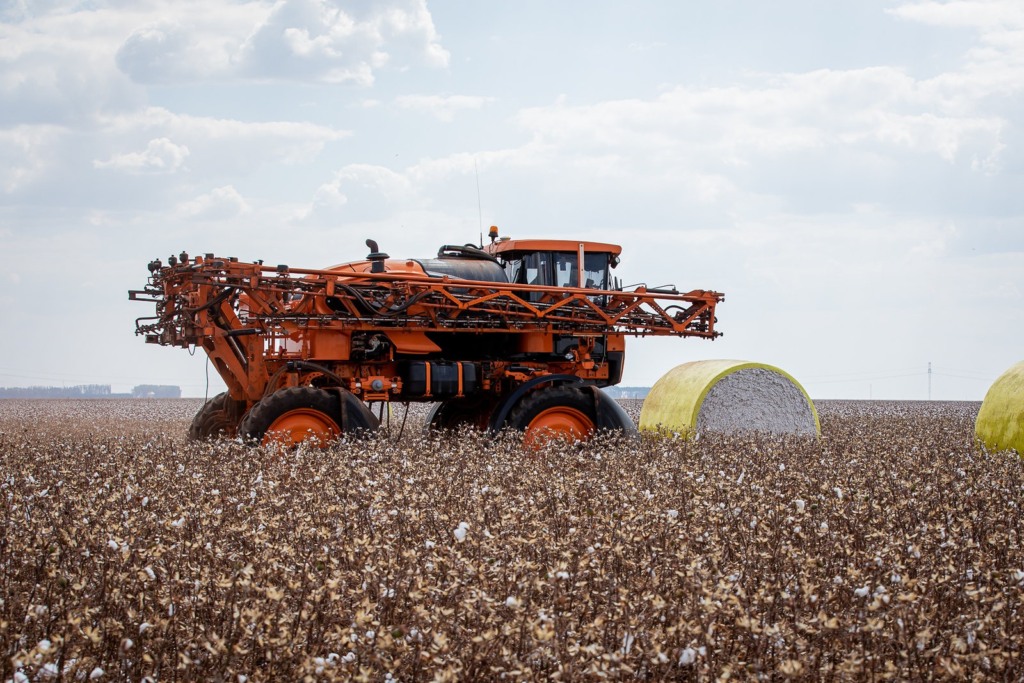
(475, 158), (483, 248)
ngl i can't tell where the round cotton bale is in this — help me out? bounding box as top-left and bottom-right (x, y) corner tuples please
(639, 360), (820, 437)
(975, 361), (1024, 456)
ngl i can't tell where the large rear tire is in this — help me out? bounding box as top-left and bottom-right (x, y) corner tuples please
(238, 387), (344, 447)
(189, 392), (246, 440)
(505, 385), (597, 448)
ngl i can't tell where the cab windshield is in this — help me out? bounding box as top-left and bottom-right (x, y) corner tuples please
(503, 251), (610, 290)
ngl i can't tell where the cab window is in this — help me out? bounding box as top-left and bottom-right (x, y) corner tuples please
(582, 252), (609, 289)
(554, 253), (578, 288)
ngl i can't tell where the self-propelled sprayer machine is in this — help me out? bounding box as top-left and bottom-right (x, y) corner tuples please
(130, 227), (723, 446)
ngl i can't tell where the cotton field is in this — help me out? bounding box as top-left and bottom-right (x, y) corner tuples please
(1, 399), (1022, 681)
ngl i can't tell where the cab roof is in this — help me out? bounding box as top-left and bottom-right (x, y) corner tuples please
(487, 239), (622, 257)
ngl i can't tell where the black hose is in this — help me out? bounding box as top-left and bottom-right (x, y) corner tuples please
(334, 283), (433, 317)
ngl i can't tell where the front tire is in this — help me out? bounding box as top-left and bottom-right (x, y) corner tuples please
(189, 392), (246, 440)
(238, 387), (344, 447)
(505, 385), (597, 448)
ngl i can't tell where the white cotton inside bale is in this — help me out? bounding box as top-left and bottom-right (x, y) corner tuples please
(639, 360), (820, 438)
(696, 367), (818, 436)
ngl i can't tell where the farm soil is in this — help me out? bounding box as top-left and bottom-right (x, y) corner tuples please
(1, 399), (1021, 681)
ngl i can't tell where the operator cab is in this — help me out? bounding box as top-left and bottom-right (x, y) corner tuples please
(484, 232), (621, 299)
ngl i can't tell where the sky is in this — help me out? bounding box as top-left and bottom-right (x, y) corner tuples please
(1, 0), (1021, 401)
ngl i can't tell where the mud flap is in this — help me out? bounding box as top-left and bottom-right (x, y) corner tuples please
(327, 387), (380, 434)
(582, 385), (638, 435)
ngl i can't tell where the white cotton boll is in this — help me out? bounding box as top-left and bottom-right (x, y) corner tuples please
(139, 622), (152, 634)
(667, 509), (679, 519)
(37, 639), (52, 652)
(834, 487), (843, 500)
(107, 540), (119, 551)
(505, 596), (521, 608)
(833, 575), (843, 585)
(749, 518), (757, 529)
(141, 497), (149, 507)
(556, 571), (570, 580)
(820, 522), (829, 531)
(171, 517), (185, 528)
(365, 630), (375, 641)
(424, 540), (435, 549)
(145, 567), (156, 581)
(794, 499), (805, 513)
(620, 633), (634, 654)
(453, 522), (469, 542)
(1012, 569), (1024, 583)
(779, 463), (785, 472)
(14, 672), (29, 683)
(678, 647), (697, 665)
(854, 585), (870, 598)
(89, 668), (105, 680)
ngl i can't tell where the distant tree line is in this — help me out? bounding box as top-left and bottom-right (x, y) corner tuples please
(0, 385), (181, 399)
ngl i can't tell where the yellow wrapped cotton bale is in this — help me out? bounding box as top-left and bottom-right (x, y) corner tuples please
(639, 359), (820, 437)
(975, 361), (1024, 456)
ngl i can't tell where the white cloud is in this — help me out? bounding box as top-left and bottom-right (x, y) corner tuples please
(96, 108), (349, 170)
(115, 20), (235, 84)
(394, 94), (496, 122)
(888, 0), (1024, 30)
(109, 0), (450, 85)
(1, 1), (448, 100)
(0, 125), (66, 192)
(177, 185), (251, 220)
(94, 137), (191, 174)
(306, 163), (415, 221)
(236, 0), (449, 84)
(0, 9), (142, 126)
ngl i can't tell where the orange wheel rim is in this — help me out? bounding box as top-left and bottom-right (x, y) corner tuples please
(263, 409), (340, 447)
(524, 407), (594, 448)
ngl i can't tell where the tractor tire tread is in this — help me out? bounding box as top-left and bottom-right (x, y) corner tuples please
(505, 384), (597, 434)
(238, 386), (342, 443)
(189, 392), (246, 440)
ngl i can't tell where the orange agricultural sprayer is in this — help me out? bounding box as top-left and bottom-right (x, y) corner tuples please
(130, 227), (723, 446)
